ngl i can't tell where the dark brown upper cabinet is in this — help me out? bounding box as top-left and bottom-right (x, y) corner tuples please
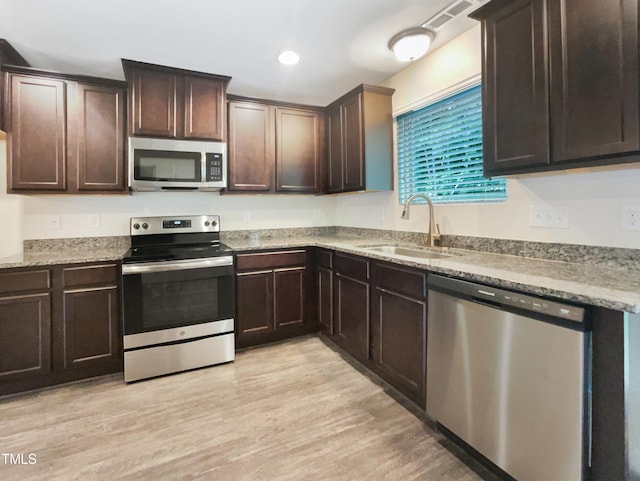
(2, 66), (127, 194)
(227, 101), (273, 191)
(471, 0), (640, 176)
(227, 96), (324, 194)
(326, 84), (394, 193)
(122, 59), (230, 141)
(275, 107), (322, 192)
(0, 39), (30, 132)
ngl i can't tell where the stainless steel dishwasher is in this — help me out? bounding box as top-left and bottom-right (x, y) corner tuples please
(426, 274), (590, 481)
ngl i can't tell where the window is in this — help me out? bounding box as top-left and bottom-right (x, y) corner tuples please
(397, 84), (506, 204)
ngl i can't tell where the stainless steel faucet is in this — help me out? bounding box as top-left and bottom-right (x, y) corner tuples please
(401, 193), (441, 247)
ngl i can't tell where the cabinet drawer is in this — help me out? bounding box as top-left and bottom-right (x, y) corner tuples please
(236, 250), (306, 271)
(62, 264), (119, 288)
(372, 262), (426, 300)
(334, 253), (368, 281)
(0, 269), (50, 294)
(316, 249), (333, 268)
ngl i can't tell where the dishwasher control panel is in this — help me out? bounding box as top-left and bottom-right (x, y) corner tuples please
(430, 275), (586, 323)
(473, 285), (585, 322)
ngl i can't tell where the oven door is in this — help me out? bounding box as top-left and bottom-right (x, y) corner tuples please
(122, 256), (234, 336)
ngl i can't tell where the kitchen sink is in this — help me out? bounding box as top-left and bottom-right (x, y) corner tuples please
(363, 245), (456, 260)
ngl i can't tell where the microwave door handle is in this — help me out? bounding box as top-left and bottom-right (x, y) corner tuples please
(202, 151), (208, 181)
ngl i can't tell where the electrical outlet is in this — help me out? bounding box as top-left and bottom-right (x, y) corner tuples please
(243, 211), (251, 223)
(88, 214), (101, 228)
(621, 205), (640, 231)
(45, 215), (61, 230)
(529, 205), (569, 229)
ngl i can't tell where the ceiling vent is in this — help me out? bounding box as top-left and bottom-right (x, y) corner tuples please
(422, 0), (482, 32)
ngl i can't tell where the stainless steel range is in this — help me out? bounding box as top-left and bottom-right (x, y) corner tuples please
(121, 215), (234, 382)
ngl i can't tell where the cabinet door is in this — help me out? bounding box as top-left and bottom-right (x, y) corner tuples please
(0, 293), (51, 381)
(273, 267), (305, 329)
(334, 274), (369, 362)
(70, 83), (126, 192)
(228, 101), (273, 191)
(130, 68), (177, 138)
(0, 40), (30, 132)
(548, 0), (639, 162)
(327, 106), (343, 192)
(235, 271), (274, 347)
(184, 75), (225, 141)
(8, 75), (66, 191)
(61, 287), (120, 370)
(318, 266), (333, 335)
(481, 0), (549, 175)
(342, 94), (364, 191)
(371, 288), (426, 406)
(275, 108), (322, 193)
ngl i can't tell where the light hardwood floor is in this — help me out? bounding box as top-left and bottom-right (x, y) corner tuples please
(0, 336), (497, 481)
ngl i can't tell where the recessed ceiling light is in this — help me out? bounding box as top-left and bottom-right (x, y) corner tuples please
(278, 49), (300, 65)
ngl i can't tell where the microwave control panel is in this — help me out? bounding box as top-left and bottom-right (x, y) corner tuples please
(205, 153), (224, 182)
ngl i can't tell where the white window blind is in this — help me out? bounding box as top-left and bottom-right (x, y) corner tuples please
(397, 84), (506, 204)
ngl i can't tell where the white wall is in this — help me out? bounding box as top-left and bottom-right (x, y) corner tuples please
(336, 26), (640, 249)
(19, 193), (336, 240)
(0, 138), (24, 257)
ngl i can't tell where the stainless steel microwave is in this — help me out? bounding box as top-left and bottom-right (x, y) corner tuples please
(128, 137), (227, 191)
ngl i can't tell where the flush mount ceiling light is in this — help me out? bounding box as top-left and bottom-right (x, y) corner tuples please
(388, 27), (435, 62)
(278, 49), (300, 65)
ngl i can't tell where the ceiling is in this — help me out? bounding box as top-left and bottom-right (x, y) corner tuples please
(0, 0), (482, 106)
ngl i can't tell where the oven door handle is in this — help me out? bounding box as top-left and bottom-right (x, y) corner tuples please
(122, 256), (233, 275)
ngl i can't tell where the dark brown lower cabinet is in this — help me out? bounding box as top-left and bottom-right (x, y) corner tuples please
(370, 262), (427, 406)
(58, 264), (121, 371)
(235, 249), (315, 348)
(317, 266), (333, 335)
(0, 262), (123, 396)
(315, 249), (333, 335)
(333, 253), (370, 363)
(0, 292), (51, 382)
(236, 270), (275, 341)
(316, 250), (428, 408)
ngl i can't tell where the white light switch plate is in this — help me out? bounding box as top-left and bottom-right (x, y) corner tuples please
(529, 205), (569, 229)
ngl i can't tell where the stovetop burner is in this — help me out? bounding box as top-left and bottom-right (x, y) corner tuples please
(122, 215), (232, 264)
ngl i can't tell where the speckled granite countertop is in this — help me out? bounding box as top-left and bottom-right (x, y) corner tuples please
(0, 237), (129, 269)
(226, 235), (640, 314)
(1, 233), (638, 313)
(0, 248), (128, 269)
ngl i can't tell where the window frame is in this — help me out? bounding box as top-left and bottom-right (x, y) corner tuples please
(396, 82), (507, 205)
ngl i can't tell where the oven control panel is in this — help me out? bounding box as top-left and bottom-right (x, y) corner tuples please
(131, 215), (220, 235)
(163, 219), (192, 229)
